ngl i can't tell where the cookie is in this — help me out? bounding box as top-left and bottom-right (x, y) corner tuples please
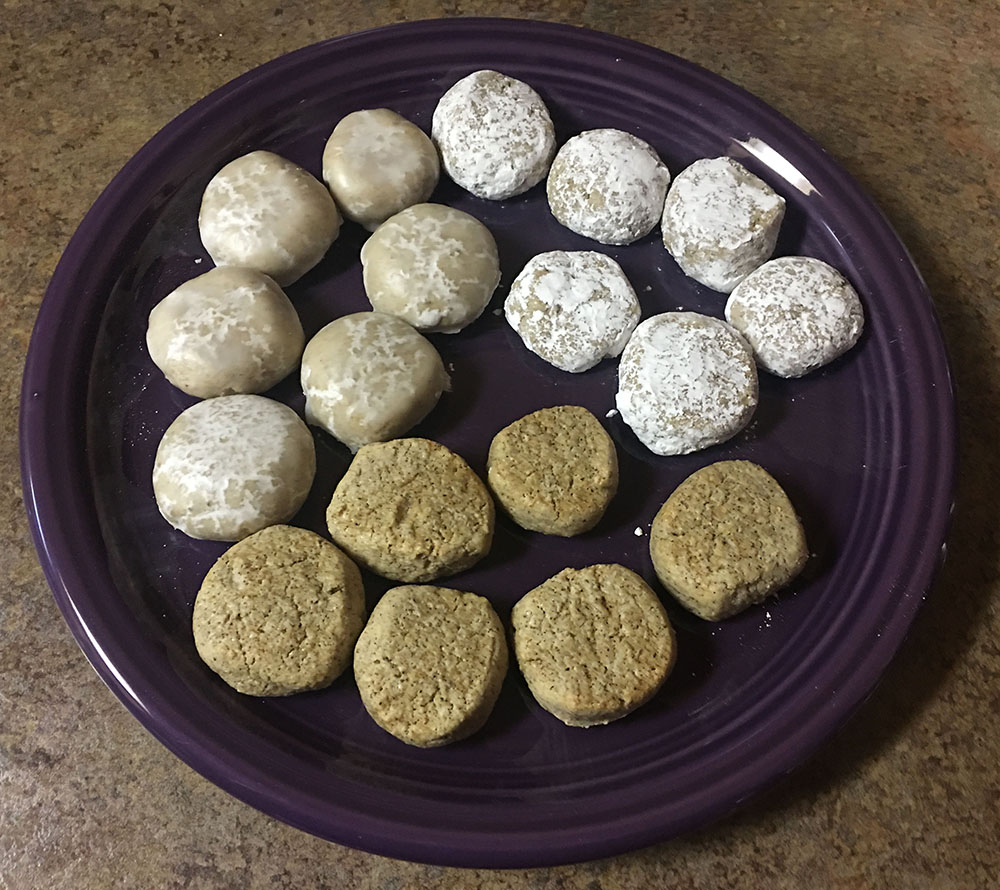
(322, 108), (440, 231)
(326, 438), (494, 582)
(192, 525), (366, 696)
(360, 203), (500, 333)
(546, 129), (670, 245)
(300, 312), (448, 452)
(487, 406), (618, 536)
(432, 69), (556, 200)
(661, 157), (785, 293)
(198, 150), (340, 286)
(504, 250), (640, 373)
(153, 395), (316, 541)
(615, 312), (758, 456)
(649, 460), (808, 620)
(512, 564), (676, 727)
(725, 256), (865, 378)
(354, 585), (508, 746)
(146, 266), (304, 398)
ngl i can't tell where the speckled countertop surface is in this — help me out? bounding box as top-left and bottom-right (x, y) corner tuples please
(2, 2), (998, 887)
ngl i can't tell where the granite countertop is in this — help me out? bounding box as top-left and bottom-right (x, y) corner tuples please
(2, 2), (998, 887)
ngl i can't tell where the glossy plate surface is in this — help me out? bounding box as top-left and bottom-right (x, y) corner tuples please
(21, 19), (955, 868)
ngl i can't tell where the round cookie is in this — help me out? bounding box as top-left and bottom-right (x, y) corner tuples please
(661, 156), (785, 293)
(360, 203), (500, 334)
(192, 525), (366, 696)
(153, 394), (316, 541)
(487, 406), (618, 536)
(322, 108), (440, 231)
(354, 585), (508, 746)
(616, 312), (758, 456)
(326, 438), (494, 582)
(512, 564), (676, 727)
(546, 129), (670, 246)
(199, 150), (340, 286)
(146, 266), (304, 398)
(725, 256), (865, 378)
(504, 251), (640, 373)
(300, 312), (448, 452)
(432, 69), (556, 201)
(649, 461), (808, 620)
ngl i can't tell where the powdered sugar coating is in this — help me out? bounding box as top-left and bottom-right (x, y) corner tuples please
(616, 312), (758, 455)
(152, 395), (316, 541)
(725, 256), (865, 377)
(199, 150), (340, 286)
(661, 157), (785, 293)
(322, 109), (439, 231)
(360, 204), (500, 334)
(432, 70), (556, 201)
(300, 312), (448, 452)
(505, 250), (640, 373)
(546, 129), (670, 246)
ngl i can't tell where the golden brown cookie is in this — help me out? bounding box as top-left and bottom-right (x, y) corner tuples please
(649, 460), (808, 620)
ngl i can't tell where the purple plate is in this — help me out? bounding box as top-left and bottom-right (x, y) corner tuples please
(21, 19), (955, 868)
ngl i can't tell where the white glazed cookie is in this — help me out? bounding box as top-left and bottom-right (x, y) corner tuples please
(432, 69), (556, 201)
(616, 312), (758, 456)
(505, 250), (640, 372)
(360, 203), (500, 333)
(199, 150), (341, 286)
(300, 312), (448, 452)
(322, 109), (440, 231)
(146, 266), (304, 398)
(725, 256), (865, 378)
(546, 129), (670, 246)
(152, 395), (316, 541)
(661, 157), (785, 293)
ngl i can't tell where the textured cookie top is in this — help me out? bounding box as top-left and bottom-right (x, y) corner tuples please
(487, 406), (618, 536)
(432, 69), (556, 200)
(300, 312), (448, 452)
(512, 563), (676, 727)
(193, 525), (366, 696)
(198, 150), (341, 286)
(354, 585), (508, 746)
(152, 394), (316, 541)
(146, 266), (304, 399)
(326, 438), (495, 583)
(360, 203), (500, 333)
(649, 461), (808, 620)
(322, 108), (440, 231)
(661, 156), (785, 293)
(504, 250), (641, 372)
(546, 129), (671, 245)
(725, 256), (865, 378)
(616, 312), (758, 456)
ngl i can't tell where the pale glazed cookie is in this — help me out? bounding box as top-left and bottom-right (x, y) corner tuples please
(546, 129), (670, 246)
(512, 564), (676, 727)
(504, 251), (640, 373)
(432, 69), (556, 201)
(487, 406), (618, 536)
(322, 108), (440, 231)
(153, 395), (316, 541)
(354, 585), (508, 746)
(360, 204), (500, 333)
(725, 256), (865, 378)
(616, 312), (758, 456)
(661, 156), (785, 293)
(649, 461), (808, 620)
(146, 266), (304, 398)
(199, 150), (340, 286)
(300, 312), (448, 452)
(192, 525), (366, 696)
(326, 438), (494, 582)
